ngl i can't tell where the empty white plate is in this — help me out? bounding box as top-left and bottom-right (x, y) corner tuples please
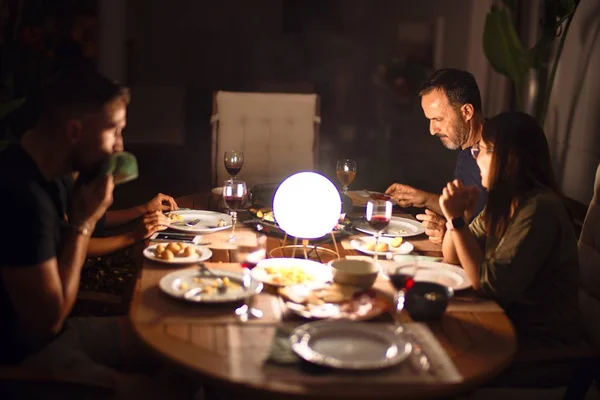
(290, 320), (412, 370)
(384, 259), (472, 291)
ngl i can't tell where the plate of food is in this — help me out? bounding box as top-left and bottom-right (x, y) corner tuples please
(167, 210), (232, 234)
(353, 216), (425, 238)
(242, 208), (352, 242)
(159, 268), (262, 303)
(143, 242), (212, 264)
(350, 236), (414, 256)
(279, 283), (388, 321)
(251, 258), (332, 287)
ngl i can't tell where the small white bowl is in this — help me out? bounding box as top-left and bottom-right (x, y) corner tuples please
(328, 258), (380, 289)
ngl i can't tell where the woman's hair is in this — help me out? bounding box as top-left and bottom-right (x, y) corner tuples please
(482, 112), (563, 236)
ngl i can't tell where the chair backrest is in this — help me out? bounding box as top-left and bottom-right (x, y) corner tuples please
(210, 91), (320, 189)
(578, 162), (600, 348)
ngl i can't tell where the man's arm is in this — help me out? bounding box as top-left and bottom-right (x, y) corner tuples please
(385, 183), (441, 213)
(104, 206), (146, 228)
(2, 228), (93, 337)
(104, 193), (178, 229)
(88, 210), (171, 257)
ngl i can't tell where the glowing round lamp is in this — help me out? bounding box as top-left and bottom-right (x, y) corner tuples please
(273, 172), (342, 239)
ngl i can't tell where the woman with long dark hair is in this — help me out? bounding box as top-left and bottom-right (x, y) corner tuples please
(440, 112), (581, 348)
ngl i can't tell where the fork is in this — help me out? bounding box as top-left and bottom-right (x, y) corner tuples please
(394, 325), (432, 374)
(185, 219), (201, 227)
(198, 263), (226, 293)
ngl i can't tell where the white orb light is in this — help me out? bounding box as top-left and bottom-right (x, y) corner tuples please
(273, 172), (342, 239)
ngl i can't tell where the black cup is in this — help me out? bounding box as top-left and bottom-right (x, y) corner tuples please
(405, 282), (453, 321)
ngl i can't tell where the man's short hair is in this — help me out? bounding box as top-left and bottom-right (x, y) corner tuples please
(419, 69), (482, 114)
(39, 65), (130, 123)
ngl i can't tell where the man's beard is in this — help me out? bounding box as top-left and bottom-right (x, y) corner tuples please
(438, 120), (469, 150)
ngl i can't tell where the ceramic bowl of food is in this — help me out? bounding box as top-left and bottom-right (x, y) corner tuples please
(328, 258), (380, 290)
(404, 282), (453, 321)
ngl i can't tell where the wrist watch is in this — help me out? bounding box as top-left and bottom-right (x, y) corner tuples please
(446, 216), (466, 231)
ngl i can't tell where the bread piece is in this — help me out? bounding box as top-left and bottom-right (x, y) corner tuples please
(375, 242), (389, 252)
(390, 237), (404, 248)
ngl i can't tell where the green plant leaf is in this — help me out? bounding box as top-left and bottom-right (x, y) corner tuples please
(483, 6), (530, 98)
(0, 98), (26, 121)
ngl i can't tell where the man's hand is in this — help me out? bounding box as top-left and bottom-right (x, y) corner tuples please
(145, 193), (178, 213)
(385, 183), (439, 213)
(133, 210), (171, 241)
(72, 175), (114, 226)
(416, 209), (446, 245)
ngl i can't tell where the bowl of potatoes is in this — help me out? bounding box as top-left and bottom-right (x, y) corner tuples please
(350, 236), (414, 256)
(143, 242), (212, 264)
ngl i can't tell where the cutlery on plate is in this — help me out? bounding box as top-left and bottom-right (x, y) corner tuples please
(197, 263), (226, 293)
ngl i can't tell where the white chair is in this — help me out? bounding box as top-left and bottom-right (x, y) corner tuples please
(210, 91), (320, 188)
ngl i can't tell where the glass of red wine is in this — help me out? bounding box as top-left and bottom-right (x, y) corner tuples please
(224, 150), (244, 181)
(388, 260), (419, 321)
(232, 233), (267, 321)
(365, 199), (393, 261)
(223, 179), (247, 243)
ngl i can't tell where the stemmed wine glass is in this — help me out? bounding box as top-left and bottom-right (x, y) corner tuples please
(366, 199), (393, 261)
(224, 150), (244, 181)
(232, 234), (267, 321)
(223, 180), (247, 243)
(336, 159), (357, 194)
(388, 258), (419, 319)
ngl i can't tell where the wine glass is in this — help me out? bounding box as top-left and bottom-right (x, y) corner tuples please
(336, 159), (357, 194)
(366, 199), (393, 261)
(224, 150), (244, 181)
(232, 234), (267, 321)
(223, 180), (247, 243)
(388, 258), (419, 320)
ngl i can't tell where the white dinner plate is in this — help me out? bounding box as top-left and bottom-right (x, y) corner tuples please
(353, 216), (425, 238)
(159, 268), (262, 303)
(290, 320), (412, 370)
(167, 210), (232, 234)
(251, 258), (333, 287)
(143, 244), (212, 264)
(350, 237), (414, 256)
(382, 259), (472, 291)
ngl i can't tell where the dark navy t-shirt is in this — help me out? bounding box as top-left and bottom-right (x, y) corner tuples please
(0, 144), (68, 364)
(454, 148), (487, 219)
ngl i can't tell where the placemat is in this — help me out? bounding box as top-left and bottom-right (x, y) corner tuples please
(263, 322), (463, 384)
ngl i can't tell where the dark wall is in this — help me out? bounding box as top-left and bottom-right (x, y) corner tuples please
(113, 0), (473, 208)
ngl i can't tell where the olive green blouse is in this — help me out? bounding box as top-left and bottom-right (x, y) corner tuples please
(469, 188), (581, 348)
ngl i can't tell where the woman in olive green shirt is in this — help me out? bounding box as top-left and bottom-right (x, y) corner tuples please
(440, 112), (581, 349)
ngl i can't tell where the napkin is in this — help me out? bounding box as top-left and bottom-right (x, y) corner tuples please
(102, 151), (139, 185)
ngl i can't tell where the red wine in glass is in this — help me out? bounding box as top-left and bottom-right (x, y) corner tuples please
(369, 215), (391, 232)
(389, 273), (415, 291)
(224, 195), (244, 211)
(225, 166), (242, 177)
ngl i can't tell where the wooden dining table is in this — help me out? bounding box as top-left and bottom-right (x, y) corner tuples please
(128, 193), (517, 399)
